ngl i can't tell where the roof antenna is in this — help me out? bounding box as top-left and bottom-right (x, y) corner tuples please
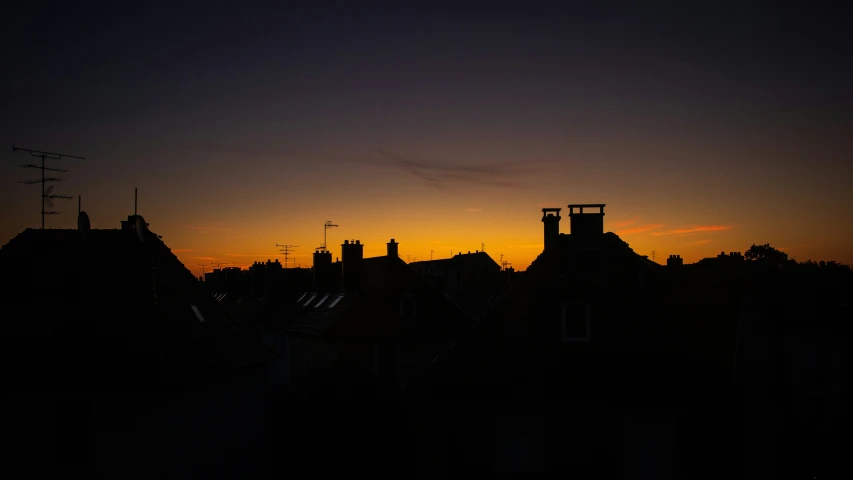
(12, 145), (84, 229)
(134, 187), (138, 216)
(78, 195), (81, 214)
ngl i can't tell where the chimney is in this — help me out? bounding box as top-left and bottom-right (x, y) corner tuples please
(387, 238), (399, 258)
(667, 254), (684, 268)
(313, 248), (333, 290)
(541, 208), (562, 252)
(342, 239), (364, 291)
(568, 204), (605, 236)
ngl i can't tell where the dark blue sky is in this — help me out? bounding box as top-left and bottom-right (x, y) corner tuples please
(3, 1), (852, 270)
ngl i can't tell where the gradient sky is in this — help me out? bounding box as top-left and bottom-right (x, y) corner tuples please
(3, 1), (852, 276)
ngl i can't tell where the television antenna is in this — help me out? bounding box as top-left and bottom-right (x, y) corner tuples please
(13, 145), (84, 229)
(481, 242), (485, 252)
(198, 263), (208, 279)
(651, 250), (657, 262)
(322, 221), (338, 249)
(276, 244), (299, 268)
(430, 250), (434, 261)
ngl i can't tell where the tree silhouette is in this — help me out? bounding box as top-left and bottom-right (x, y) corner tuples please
(744, 243), (791, 269)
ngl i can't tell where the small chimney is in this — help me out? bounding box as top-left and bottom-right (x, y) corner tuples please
(387, 238), (399, 258)
(313, 248), (333, 290)
(342, 239), (364, 291)
(542, 207), (562, 252)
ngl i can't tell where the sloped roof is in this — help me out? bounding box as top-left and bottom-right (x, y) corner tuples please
(525, 232), (661, 284)
(281, 255), (475, 341)
(0, 227), (273, 389)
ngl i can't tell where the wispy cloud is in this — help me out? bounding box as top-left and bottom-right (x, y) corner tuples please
(368, 149), (537, 190)
(616, 223), (664, 235)
(611, 217), (638, 228)
(224, 253), (280, 257)
(187, 225), (232, 233)
(189, 256), (217, 261)
(688, 239), (713, 245)
(651, 225), (733, 236)
(172, 249), (194, 253)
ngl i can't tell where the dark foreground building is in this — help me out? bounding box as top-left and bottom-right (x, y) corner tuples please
(2, 213), (275, 477)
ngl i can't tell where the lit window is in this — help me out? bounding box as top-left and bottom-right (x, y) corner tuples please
(190, 305), (205, 323)
(328, 295), (345, 308)
(296, 292), (308, 303)
(314, 294), (330, 308)
(303, 294), (317, 307)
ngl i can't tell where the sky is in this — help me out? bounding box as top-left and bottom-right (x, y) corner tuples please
(3, 1), (851, 276)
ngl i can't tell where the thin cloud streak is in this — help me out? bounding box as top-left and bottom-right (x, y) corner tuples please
(651, 225), (733, 236)
(172, 249), (194, 253)
(369, 149), (537, 189)
(224, 253), (281, 257)
(616, 224), (664, 235)
(688, 239), (713, 245)
(611, 218), (638, 228)
(187, 226), (232, 232)
(188, 256), (217, 261)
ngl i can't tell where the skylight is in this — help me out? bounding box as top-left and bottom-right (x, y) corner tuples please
(314, 294), (330, 308)
(303, 294), (317, 307)
(328, 294), (345, 309)
(296, 292), (308, 303)
(190, 305), (205, 323)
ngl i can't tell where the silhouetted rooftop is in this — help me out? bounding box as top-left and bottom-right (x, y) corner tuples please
(0, 226), (274, 390)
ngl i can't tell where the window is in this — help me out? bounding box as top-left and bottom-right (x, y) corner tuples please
(561, 302), (591, 342)
(328, 294), (345, 308)
(314, 294), (330, 308)
(303, 294), (317, 307)
(190, 305), (205, 324)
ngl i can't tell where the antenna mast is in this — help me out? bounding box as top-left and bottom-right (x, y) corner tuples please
(276, 244), (299, 268)
(651, 250), (657, 262)
(198, 263), (208, 280)
(323, 221), (338, 249)
(481, 242), (486, 252)
(13, 145), (84, 229)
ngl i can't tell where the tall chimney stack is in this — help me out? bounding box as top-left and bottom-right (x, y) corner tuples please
(341, 239), (364, 291)
(542, 208), (562, 253)
(387, 238), (399, 258)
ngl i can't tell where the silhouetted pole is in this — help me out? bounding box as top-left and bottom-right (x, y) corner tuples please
(431, 250), (434, 261)
(134, 187), (138, 216)
(198, 264), (207, 280)
(13, 145), (83, 229)
(481, 242), (485, 252)
(323, 221), (339, 250)
(651, 250), (657, 262)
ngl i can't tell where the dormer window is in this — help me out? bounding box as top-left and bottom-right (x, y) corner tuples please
(561, 302), (591, 342)
(328, 294), (345, 308)
(303, 293), (317, 307)
(314, 294), (330, 308)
